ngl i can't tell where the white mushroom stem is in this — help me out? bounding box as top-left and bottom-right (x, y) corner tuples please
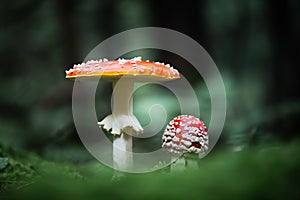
(185, 153), (199, 168)
(170, 155), (186, 171)
(99, 78), (143, 171)
(99, 78), (143, 135)
(112, 78), (134, 117)
(113, 132), (133, 172)
(170, 153), (199, 171)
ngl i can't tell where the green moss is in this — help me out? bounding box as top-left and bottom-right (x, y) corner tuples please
(1, 141), (300, 199)
(0, 143), (83, 192)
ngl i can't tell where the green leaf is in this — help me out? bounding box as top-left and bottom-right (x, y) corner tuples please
(0, 157), (8, 170)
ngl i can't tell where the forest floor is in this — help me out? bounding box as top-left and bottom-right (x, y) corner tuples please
(0, 140), (299, 200)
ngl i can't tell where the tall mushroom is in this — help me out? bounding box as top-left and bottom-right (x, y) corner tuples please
(66, 57), (180, 171)
(162, 115), (208, 170)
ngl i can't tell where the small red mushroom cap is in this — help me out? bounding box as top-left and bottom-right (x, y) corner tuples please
(162, 115), (208, 155)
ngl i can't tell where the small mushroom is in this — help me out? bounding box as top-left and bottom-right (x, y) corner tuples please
(162, 115), (208, 170)
(66, 57), (180, 171)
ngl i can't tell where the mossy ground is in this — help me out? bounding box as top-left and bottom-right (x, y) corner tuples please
(1, 140), (300, 200)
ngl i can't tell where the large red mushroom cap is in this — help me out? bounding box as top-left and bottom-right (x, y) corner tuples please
(65, 57), (180, 81)
(162, 115), (208, 155)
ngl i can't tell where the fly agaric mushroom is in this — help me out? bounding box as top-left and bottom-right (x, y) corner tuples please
(66, 57), (180, 171)
(162, 115), (208, 170)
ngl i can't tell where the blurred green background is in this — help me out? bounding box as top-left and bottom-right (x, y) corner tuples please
(0, 0), (300, 199)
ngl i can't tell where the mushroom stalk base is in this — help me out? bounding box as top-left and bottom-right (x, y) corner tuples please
(185, 153), (199, 168)
(170, 153), (199, 171)
(170, 156), (186, 171)
(113, 133), (133, 171)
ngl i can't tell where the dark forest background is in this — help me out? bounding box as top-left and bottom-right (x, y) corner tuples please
(0, 0), (300, 199)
